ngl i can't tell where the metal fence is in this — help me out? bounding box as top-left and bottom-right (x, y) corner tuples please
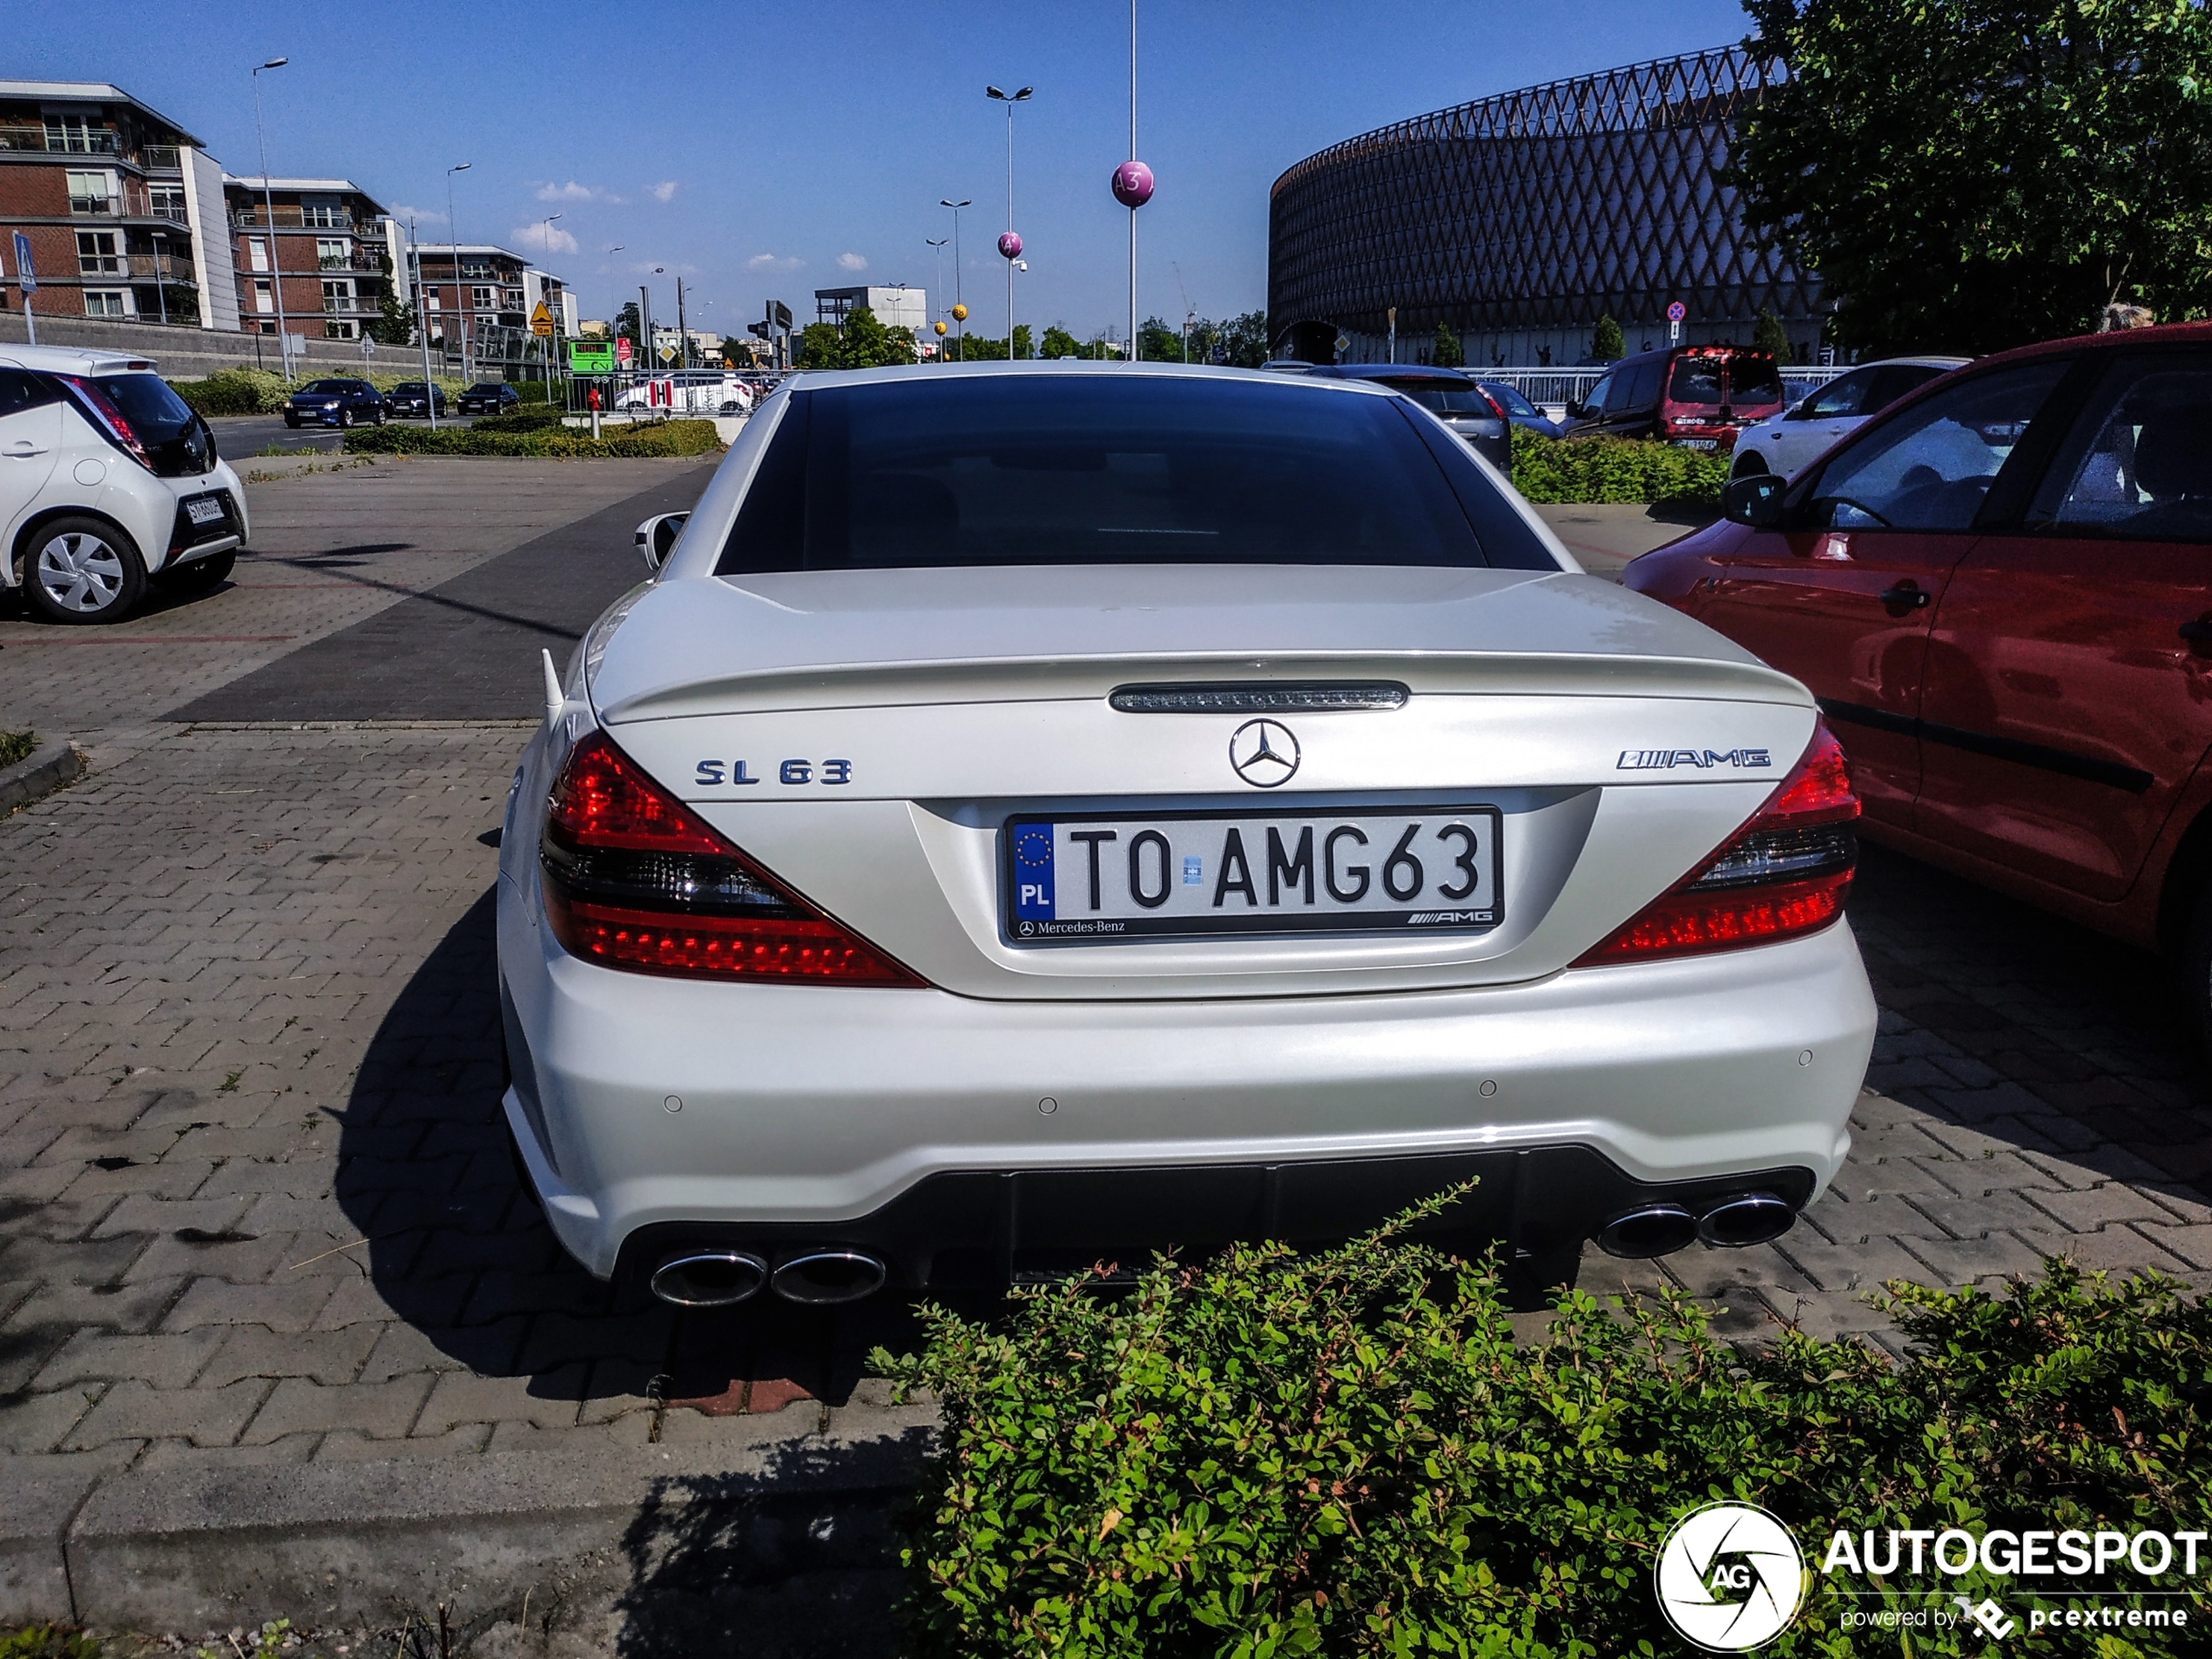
(1479, 364), (1848, 415)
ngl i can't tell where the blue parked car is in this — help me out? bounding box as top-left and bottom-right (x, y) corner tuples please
(1475, 380), (1565, 439)
(283, 378), (387, 429)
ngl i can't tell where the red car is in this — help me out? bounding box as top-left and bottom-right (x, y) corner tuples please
(1625, 323), (2212, 1037)
(1561, 344), (1788, 455)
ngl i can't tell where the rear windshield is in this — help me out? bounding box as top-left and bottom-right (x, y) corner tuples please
(1668, 352), (1784, 408)
(302, 380), (350, 394)
(394, 382), (428, 393)
(98, 373), (196, 438)
(1378, 381), (1492, 415)
(468, 383), (502, 394)
(715, 375), (1555, 575)
(1479, 382), (1540, 418)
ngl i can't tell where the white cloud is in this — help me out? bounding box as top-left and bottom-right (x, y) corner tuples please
(647, 180), (678, 202)
(390, 205), (443, 226)
(511, 222), (580, 256)
(746, 253), (802, 272)
(536, 180), (624, 204)
(836, 252), (868, 271)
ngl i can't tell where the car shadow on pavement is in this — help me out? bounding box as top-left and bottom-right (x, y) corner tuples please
(337, 887), (924, 1419)
(610, 1429), (936, 1658)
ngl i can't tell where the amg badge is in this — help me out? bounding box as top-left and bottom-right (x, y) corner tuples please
(1617, 748), (1773, 771)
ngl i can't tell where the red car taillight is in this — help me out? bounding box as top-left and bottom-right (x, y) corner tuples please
(57, 375), (152, 469)
(539, 732), (923, 986)
(1575, 723), (1859, 968)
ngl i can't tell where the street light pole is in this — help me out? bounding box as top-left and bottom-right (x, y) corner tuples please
(676, 275), (687, 372)
(411, 215), (438, 430)
(151, 231), (167, 326)
(939, 199), (970, 361)
(251, 57), (290, 380)
(986, 86), (1030, 357)
(541, 211), (563, 391)
(446, 162), (471, 383)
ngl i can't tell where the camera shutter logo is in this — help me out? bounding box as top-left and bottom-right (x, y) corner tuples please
(1655, 1502), (1805, 1651)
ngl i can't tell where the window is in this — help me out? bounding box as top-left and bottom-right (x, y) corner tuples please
(246, 239), (270, 273)
(2024, 353), (2212, 543)
(300, 199), (343, 228)
(1809, 361), (2071, 532)
(322, 280), (355, 313)
(1801, 368), (1878, 419)
(1862, 363), (1950, 414)
(43, 116), (111, 154)
(75, 231), (121, 275)
(148, 186), (186, 222)
(0, 368), (63, 417)
(324, 320), (357, 341)
(83, 290), (131, 318)
(65, 169), (117, 214)
(253, 277), (273, 314)
(502, 288), (524, 311)
(1478, 382), (1540, 418)
(715, 376), (1554, 576)
(317, 237), (349, 268)
(471, 286), (496, 312)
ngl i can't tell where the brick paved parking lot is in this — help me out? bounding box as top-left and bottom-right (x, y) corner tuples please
(3, 469), (2209, 1649)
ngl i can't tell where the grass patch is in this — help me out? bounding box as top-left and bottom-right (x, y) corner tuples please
(0, 1627), (100, 1659)
(0, 730), (35, 770)
(1511, 424), (1730, 508)
(341, 418), (720, 459)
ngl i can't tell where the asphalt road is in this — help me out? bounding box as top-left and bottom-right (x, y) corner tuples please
(207, 413), (347, 458)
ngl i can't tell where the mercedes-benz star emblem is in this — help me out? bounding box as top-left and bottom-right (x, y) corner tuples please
(1229, 718), (1300, 787)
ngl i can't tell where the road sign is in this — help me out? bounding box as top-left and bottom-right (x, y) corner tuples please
(658, 343), (678, 364)
(616, 335), (632, 367)
(12, 233), (33, 293)
(529, 300), (555, 338)
(766, 299), (792, 332)
(568, 339), (615, 374)
(1666, 300), (1686, 322)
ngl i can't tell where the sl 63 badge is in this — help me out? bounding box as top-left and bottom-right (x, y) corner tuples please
(694, 759), (853, 786)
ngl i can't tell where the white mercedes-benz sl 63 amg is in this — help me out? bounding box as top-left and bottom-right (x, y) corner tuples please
(496, 361), (1875, 1309)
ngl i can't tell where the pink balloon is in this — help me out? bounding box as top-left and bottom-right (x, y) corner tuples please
(1112, 160), (1155, 208)
(997, 231), (1024, 260)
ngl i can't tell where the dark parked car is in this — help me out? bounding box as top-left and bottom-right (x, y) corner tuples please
(1623, 323), (2212, 1042)
(283, 378), (386, 429)
(1310, 364), (1510, 470)
(387, 381), (448, 420)
(1474, 380), (1565, 440)
(1561, 345), (1785, 454)
(458, 382), (522, 417)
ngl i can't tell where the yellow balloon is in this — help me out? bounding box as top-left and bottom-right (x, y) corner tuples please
(934, 320), (948, 336)
(951, 303), (968, 322)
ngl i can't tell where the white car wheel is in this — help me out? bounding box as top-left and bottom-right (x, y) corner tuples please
(25, 518), (147, 624)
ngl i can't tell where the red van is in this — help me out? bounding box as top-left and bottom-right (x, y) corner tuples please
(1561, 344), (1788, 454)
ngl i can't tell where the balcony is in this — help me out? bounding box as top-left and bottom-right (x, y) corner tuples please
(318, 253), (387, 273)
(231, 206), (357, 231)
(141, 145), (180, 172)
(0, 125), (179, 171)
(125, 253), (197, 286)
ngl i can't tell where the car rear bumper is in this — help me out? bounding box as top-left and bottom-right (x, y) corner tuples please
(497, 875), (1875, 1281)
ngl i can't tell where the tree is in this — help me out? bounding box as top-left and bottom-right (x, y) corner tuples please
(795, 307), (917, 370)
(1431, 321), (1465, 368)
(1136, 314), (1183, 361)
(368, 287), (415, 347)
(1751, 307), (1791, 361)
(1218, 310), (1270, 368)
(1590, 315), (1625, 361)
(1735, 0), (2212, 353)
(1038, 325), (1082, 359)
(614, 301), (642, 350)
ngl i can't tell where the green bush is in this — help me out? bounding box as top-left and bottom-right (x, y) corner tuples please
(1510, 426), (1731, 508)
(466, 405), (571, 433)
(168, 366), (469, 416)
(875, 1211), (2212, 1658)
(0, 729), (35, 770)
(341, 418), (719, 458)
(517, 380), (550, 402)
(0, 1626), (100, 1659)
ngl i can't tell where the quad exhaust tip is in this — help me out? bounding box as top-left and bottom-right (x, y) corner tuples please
(771, 1250), (888, 1305)
(1595, 1190), (1796, 1258)
(650, 1251), (769, 1307)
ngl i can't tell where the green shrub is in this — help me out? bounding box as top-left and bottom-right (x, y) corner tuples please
(466, 405), (570, 433)
(0, 729), (35, 770)
(1591, 314), (1626, 360)
(1510, 426), (1730, 508)
(0, 1626), (100, 1659)
(168, 366), (469, 416)
(875, 1212), (2212, 1658)
(517, 380), (550, 402)
(341, 418), (719, 458)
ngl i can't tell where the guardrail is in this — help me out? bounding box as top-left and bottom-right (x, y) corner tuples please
(1476, 364), (1849, 415)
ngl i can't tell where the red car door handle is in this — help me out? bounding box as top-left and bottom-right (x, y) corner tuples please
(1878, 584), (1932, 610)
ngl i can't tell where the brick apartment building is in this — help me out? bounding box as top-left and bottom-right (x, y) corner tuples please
(408, 243), (574, 372)
(224, 175), (404, 343)
(0, 79), (239, 330)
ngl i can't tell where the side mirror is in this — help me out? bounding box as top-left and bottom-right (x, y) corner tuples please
(1721, 474), (1787, 529)
(636, 511), (691, 573)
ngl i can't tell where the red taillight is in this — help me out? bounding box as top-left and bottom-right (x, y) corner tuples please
(57, 376), (151, 469)
(1574, 723), (1859, 968)
(539, 732), (923, 986)
(1477, 387), (1507, 420)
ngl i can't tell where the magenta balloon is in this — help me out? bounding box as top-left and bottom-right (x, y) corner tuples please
(1112, 160), (1155, 208)
(997, 231), (1023, 260)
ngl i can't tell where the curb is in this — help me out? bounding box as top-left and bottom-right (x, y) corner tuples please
(10, 1403), (934, 1630)
(0, 737), (85, 815)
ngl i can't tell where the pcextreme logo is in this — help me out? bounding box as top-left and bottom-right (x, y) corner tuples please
(1656, 1502), (1807, 1651)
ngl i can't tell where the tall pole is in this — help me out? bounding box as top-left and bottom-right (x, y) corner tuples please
(412, 217), (438, 429)
(639, 284), (651, 391)
(152, 232), (168, 327)
(252, 58), (290, 381)
(676, 276), (687, 372)
(1130, 0), (1137, 361)
(940, 199), (970, 361)
(1005, 99), (1015, 354)
(447, 162), (471, 383)
(541, 212), (563, 391)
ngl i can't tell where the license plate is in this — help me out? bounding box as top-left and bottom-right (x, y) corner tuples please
(1004, 807), (1502, 942)
(185, 497), (225, 526)
(1670, 438), (1718, 451)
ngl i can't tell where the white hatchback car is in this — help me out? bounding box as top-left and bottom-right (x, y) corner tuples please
(1730, 355), (1970, 480)
(0, 344), (249, 623)
(499, 362), (1876, 1310)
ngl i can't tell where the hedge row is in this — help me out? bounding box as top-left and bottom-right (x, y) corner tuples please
(1510, 425), (1731, 507)
(167, 367), (473, 417)
(341, 418), (720, 458)
(875, 1208), (2211, 1657)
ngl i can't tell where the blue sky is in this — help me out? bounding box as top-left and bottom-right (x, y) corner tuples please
(22, 0), (1752, 339)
